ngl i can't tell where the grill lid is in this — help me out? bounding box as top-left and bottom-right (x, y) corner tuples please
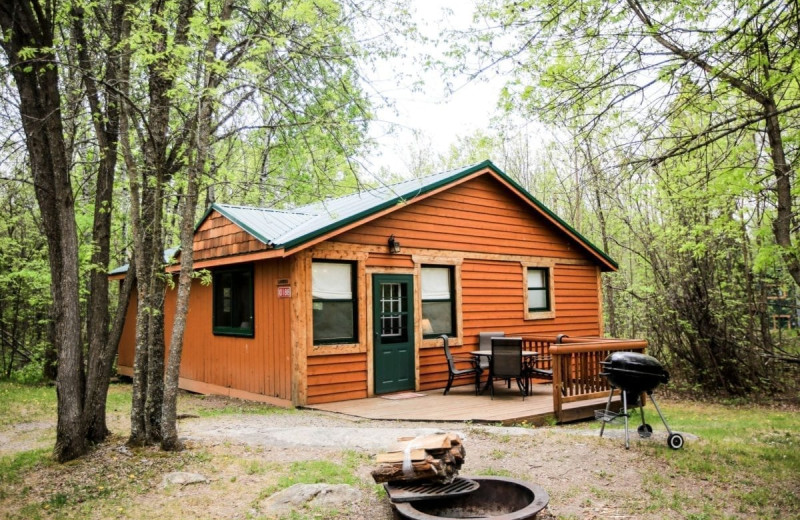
(384, 477), (480, 503)
(600, 352), (667, 377)
(600, 352), (669, 393)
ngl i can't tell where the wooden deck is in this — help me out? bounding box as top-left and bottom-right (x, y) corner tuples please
(305, 381), (620, 426)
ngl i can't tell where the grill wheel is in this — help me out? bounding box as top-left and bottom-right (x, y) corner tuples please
(668, 433), (685, 450)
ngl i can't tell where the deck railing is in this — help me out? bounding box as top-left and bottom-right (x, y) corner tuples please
(522, 335), (647, 421)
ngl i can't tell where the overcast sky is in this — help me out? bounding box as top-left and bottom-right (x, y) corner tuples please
(361, 0), (505, 177)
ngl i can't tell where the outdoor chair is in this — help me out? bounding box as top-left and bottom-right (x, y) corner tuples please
(441, 334), (482, 395)
(490, 337), (527, 400)
(478, 331), (504, 374)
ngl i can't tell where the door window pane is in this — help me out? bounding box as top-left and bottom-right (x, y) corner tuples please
(379, 281), (408, 343)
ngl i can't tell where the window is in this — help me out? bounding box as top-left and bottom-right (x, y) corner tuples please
(312, 261), (357, 344)
(421, 266), (455, 337)
(212, 265), (254, 336)
(527, 267), (550, 311)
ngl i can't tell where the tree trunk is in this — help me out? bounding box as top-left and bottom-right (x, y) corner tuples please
(160, 193), (196, 451)
(162, 0), (233, 451)
(0, 0), (87, 462)
(763, 102), (800, 288)
(145, 268), (166, 443)
(72, 0), (127, 444)
(127, 0), (192, 447)
(584, 142), (617, 337)
(128, 182), (163, 446)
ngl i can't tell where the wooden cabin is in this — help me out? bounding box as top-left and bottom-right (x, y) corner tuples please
(113, 160), (618, 407)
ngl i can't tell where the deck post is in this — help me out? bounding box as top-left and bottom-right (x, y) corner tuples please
(552, 348), (563, 421)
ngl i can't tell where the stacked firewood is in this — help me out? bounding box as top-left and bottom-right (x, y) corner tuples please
(371, 432), (466, 484)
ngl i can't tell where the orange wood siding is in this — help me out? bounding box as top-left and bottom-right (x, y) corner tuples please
(307, 352), (368, 404)
(117, 258), (293, 402)
(417, 261), (601, 391)
(119, 171), (608, 405)
(193, 210), (270, 261)
(332, 175), (586, 259)
(330, 175), (604, 395)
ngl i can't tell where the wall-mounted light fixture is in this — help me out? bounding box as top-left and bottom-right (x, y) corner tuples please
(388, 234), (401, 254)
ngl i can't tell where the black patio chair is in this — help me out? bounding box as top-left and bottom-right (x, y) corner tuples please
(490, 337), (527, 400)
(442, 334), (482, 395)
(478, 331), (504, 374)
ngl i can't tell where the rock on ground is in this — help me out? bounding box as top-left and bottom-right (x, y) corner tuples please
(162, 471), (209, 487)
(260, 483), (363, 516)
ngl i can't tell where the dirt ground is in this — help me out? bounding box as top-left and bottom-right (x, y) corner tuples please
(0, 394), (769, 520)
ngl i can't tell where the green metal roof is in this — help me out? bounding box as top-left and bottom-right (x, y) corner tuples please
(204, 159), (618, 270)
(108, 247), (179, 276)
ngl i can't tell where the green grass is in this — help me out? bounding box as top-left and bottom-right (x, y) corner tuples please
(0, 448), (51, 487)
(187, 398), (298, 418)
(634, 400), (800, 518)
(0, 382), (57, 427)
(474, 467), (513, 477)
(2, 380), (798, 519)
(258, 457), (362, 500)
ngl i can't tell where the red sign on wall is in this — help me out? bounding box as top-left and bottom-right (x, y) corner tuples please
(277, 286), (292, 298)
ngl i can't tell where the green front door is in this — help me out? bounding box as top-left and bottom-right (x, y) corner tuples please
(373, 274), (415, 394)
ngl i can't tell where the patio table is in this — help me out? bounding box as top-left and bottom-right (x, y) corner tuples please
(471, 350), (537, 395)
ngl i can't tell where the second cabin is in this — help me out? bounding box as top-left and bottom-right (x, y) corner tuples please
(114, 160), (617, 407)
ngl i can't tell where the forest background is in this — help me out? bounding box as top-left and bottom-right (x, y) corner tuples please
(0, 0), (798, 462)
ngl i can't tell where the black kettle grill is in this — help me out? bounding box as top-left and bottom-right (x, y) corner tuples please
(597, 351), (684, 450)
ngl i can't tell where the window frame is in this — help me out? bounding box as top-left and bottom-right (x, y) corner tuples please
(212, 264), (255, 337)
(312, 259), (358, 345)
(420, 265), (456, 339)
(523, 263), (556, 320)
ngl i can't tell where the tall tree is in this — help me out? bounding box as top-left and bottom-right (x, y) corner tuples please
(118, 0), (395, 449)
(1, 0), (86, 461)
(462, 0), (800, 289)
(71, 1), (129, 443)
(1, 0), (131, 460)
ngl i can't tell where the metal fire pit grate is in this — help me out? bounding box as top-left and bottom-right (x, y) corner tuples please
(384, 477), (480, 503)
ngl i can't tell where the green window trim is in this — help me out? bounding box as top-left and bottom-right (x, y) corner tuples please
(212, 265), (255, 337)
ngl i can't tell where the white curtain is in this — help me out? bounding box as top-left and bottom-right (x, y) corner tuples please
(422, 267), (450, 300)
(312, 262), (352, 299)
(527, 268), (545, 288)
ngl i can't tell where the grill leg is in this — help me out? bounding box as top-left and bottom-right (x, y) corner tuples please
(599, 387), (615, 438)
(648, 393), (673, 435)
(623, 391), (630, 450)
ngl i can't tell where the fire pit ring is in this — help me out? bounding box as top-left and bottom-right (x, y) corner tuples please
(391, 476), (549, 520)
